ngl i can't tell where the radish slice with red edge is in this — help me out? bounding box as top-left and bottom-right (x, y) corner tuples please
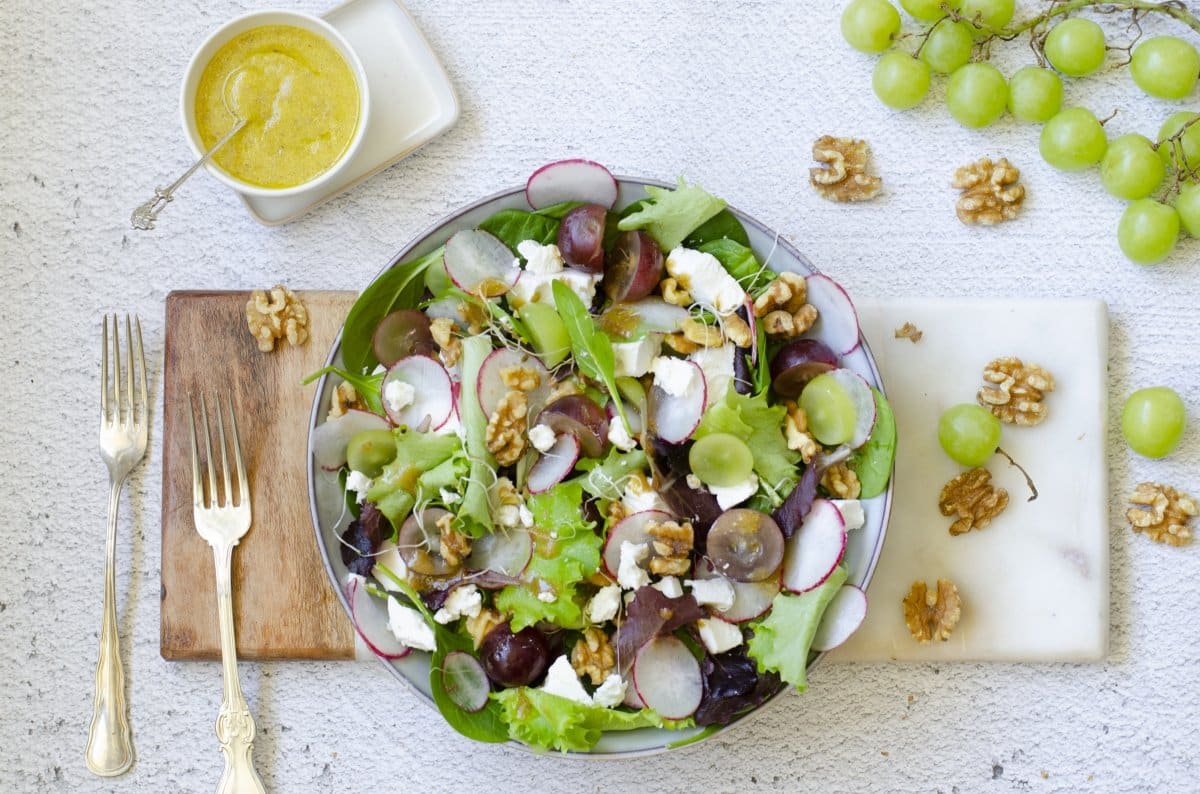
(622, 674), (645, 709)
(781, 499), (847, 594)
(692, 558), (780, 623)
(382, 356), (454, 430)
(525, 159), (618, 210)
(476, 348), (550, 419)
(467, 528), (533, 577)
(649, 361), (706, 444)
(526, 434), (581, 494)
(312, 409), (389, 471)
(803, 274), (861, 355)
(602, 509), (673, 577)
(345, 574), (411, 659)
(825, 368), (877, 449)
(632, 636), (703, 719)
(444, 229), (519, 296)
(811, 585), (868, 652)
(441, 650), (491, 713)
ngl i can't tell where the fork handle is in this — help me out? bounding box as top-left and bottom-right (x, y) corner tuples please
(212, 543), (266, 794)
(86, 479), (134, 776)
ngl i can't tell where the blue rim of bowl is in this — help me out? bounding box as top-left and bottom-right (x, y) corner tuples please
(307, 176), (894, 758)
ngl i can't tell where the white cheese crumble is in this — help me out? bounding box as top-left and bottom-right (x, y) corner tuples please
(383, 379), (416, 414)
(832, 499), (865, 531)
(651, 356), (698, 398)
(345, 470), (373, 504)
(612, 335), (660, 378)
(617, 541), (652, 590)
(517, 240), (565, 275)
(588, 584), (621, 623)
(697, 617), (744, 654)
(372, 540), (407, 590)
(608, 417), (637, 451)
(709, 473), (759, 510)
(540, 655), (592, 706)
(652, 575), (684, 599)
(509, 241), (602, 308)
(528, 423), (557, 453)
(689, 343), (736, 410)
(433, 584), (482, 625)
(387, 597), (436, 652)
(439, 487), (461, 505)
(665, 247), (747, 315)
(591, 673), (628, 709)
(518, 503), (534, 528)
(684, 575), (736, 612)
(622, 482), (669, 514)
(685, 473), (703, 490)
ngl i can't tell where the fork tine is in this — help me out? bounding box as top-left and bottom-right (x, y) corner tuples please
(101, 316), (109, 419)
(214, 392), (232, 508)
(134, 316), (147, 421)
(200, 393), (218, 507)
(124, 315), (134, 425)
(112, 313), (123, 419)
(226, 393), (249, 507)
(187, 394), (203, 508)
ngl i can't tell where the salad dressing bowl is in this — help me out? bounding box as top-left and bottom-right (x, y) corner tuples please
(308, 177), (893, 756)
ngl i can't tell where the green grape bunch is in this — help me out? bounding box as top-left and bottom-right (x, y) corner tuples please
(839, 0), (1200, 265)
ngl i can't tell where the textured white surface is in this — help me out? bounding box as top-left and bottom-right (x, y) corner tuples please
(2, 1), (1200, 792)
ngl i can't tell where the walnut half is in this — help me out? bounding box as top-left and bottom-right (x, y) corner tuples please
(245, 285), (309, 353)
(939, 468), (1008, 536)
(952, 157), (1024, 226)
(977, 357), (1055, 426)
(810, 136), (882, 202)
(1127, 482), (1197, 547)
(903, 579), (962, 643)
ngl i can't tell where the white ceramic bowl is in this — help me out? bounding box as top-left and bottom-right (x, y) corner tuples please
(308, 178), (894, 756)
(179, 9), (371, 198)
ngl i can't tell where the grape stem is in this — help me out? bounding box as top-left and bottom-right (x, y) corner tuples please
(995, 447), (1039, 502)
(933, 0), (1200, 42)
(1156, 114), (1200, 201)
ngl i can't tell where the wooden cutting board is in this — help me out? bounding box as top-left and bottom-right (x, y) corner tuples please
(160, 290), (359, 660)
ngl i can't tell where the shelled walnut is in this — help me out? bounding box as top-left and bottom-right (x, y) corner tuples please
(436, 514), (472, 568)
(245, 285), (309, 352)
(1127, 482), (1197, 547)
(429, 317), (462, 367)
(810, 136), (882, 202)
(485, 391), (528, 465)
(952, 157), (1024, 226)
(754, 272), (819, 339)
(894, 322), (923, 343)
(939, 468), (1008, 535)
(782, 401), (819, 464)
(821, 462), (861, 499)
(646, 519), (694, 576)
(977, 357), (1055, 426)
(328, 381), (362, 419)
(903, 579), (962, 643)
(571, 626), (616, 685)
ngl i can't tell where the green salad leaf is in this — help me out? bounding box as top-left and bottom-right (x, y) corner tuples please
(551, 281), (630, 433)
(366, 428), (462, 528)
(850, 388), (896, 499)
(617, 178), (727, 252)
(492, 688), (677, 752)
(478, 202), (580, 253)
(301, 366), (384, 415)
(494, 482), (601, 631)
(697, 238), (774, 298)
(454, 335), (495, 538)
(684, 208), (750, 248)
(574, 447), (648, 500)
(694, 389), (800, 493)
(342, 246), (444, 373)
(746, 565), (848, 691)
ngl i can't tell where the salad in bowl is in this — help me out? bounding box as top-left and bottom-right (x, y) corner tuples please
(308, 160), (896, 754)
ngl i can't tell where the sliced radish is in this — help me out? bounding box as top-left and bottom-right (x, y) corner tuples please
(632, 636), (703, 719)
(693, 559), (780, 623)
(605, 401), (643, 434)
(423, 296), (467, 328)
(804, 274), (861, 355)
(525, 159), (618, 210)
(649, 361), (706, 444)
(825, 368), (877, 449)
(312, 409), (389, 471)
(467, 527), (533, 577)
(626, 298), (690, 334)
(781, 499), (847, 594)
(811, 585), (868, 652)
(345, 574), (411, 660)
(622, 674), (645, 709)
(444, 229), (519, 296)
(476, 348), (550, 419)
(602, 509), (673, 577)
(382, 356), (454, 430)
(527, 434), (581, 494)
(441, 650), (490, 713)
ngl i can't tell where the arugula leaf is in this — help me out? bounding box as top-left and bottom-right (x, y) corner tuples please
(693, 389), (800, 493)
(551, 281), (630, 433)
(697, 238), (773, 298)
(684, 208), (750, 248)
(479, 209), (562, 252)
(850, 388), (896, 499)
(753, 323), (771, 395)
(454, 335), (495, 538)
(492, 688), (676, 752)
(617, 178), (727, 252)
(745, 565), (847, 691)
(342, 246), (444, 374)
(302, 366), (384, 415)
(573, 447), (648, 500)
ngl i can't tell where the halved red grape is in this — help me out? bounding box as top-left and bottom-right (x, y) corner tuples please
(605, 230), (664, 303)
(769, 339), (838, 398)
(479, 622), (551, 687)
(705, 509), (785, 582)
(536, 394), (609, 458)
(557, 204), (608, 273)
(396, 507), (456, 577)
(373, 309), (437, 368)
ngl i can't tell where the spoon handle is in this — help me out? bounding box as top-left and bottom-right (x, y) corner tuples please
(131, 119), (246, 231)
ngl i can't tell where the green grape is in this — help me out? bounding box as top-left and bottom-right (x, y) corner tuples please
(1121, 386), (1186, 459)
(1131, 36), (1200, 100)
(1043, 18), (1106, 77)
(937, 404), (1001, 467)
(1100, 134), (1166, 200)
(958, 0), (1014, 33)
(901, 0), (958, 22)
(921, 20), (974, 74)
(873, 52), (932, 109)
(1040, 108), (1107, 171)
(1176, 182), (1200, 237)
(1157, 112), (1200, 172)
(1118, 199), (1180, 265)
(516, 302), (570, 368)
(346, 429), (397, 478)
(946, 63), (1008, 128)
(800, 373), (858, 446)
(842, 0), (902, 54)
(1007, 66), (1063, 123)
(689, 433), (755, 487)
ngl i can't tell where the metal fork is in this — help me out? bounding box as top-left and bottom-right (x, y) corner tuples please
(86, 314), (146, 777)
(188, 394), (266, 794)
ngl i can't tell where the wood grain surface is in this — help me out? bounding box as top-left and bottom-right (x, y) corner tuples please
(160, 290), (359, 660)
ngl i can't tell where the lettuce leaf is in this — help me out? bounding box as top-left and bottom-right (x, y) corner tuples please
(696, 238), (773, 298)
(617, 178), (727, 252)
(850, 388), (896, 499)
(492, 688), (678, 752)
(684, 208), (750, 248)
(693, 389), (800, 493)
(454, 335), (496, 537)
(365, 428), (462, 527)
(746, 565), (848, 691)
(494, 482), (601, 630)
(573, 446), (648, 500)
(341, 246), (443, 373)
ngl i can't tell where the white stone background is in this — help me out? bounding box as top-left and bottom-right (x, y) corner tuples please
(2, 0), (1198, 791)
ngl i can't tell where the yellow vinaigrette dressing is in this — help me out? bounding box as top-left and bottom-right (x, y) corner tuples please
(195, 25), (360, 189)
